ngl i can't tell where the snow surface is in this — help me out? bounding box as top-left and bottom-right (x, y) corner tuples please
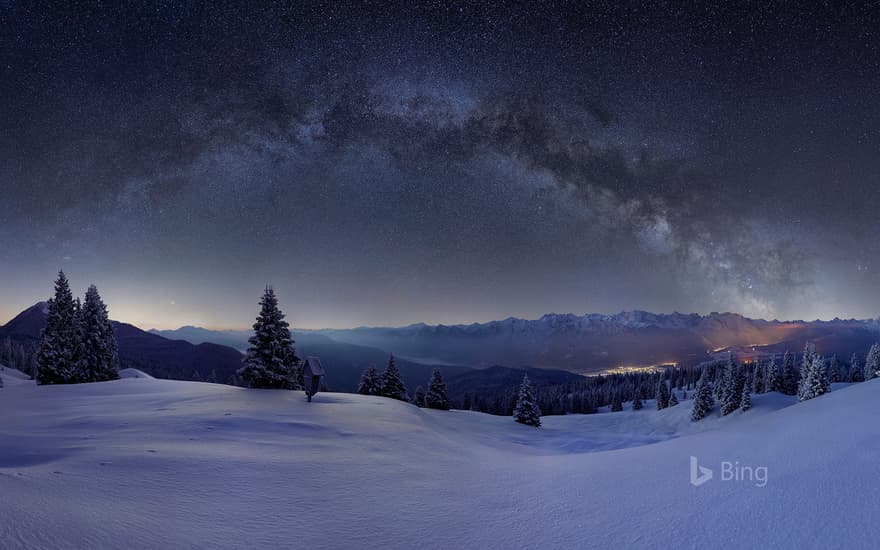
(0, 366), (33, 386)
(1, 376), (878, 549)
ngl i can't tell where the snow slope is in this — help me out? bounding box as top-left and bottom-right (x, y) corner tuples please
(0, 366), (33, 386)
(0, 376), (877, 549)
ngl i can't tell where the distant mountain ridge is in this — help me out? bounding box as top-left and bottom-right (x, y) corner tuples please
(314, 311), (880, 373)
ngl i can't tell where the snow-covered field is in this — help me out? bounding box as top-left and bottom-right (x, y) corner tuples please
(1, 366), (878, 549)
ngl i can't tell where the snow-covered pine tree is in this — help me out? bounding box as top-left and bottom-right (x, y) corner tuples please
(36, 272), (80, 385)
(765, 355), (780, 393)
(849, 353), (864, 382)
(72, 297), (85, 382)
(513, 374), (541, 426)
(424, 368), (450, 410)
(799, 342), (815, 395)
(865, 343), (880, 381)
(668, 389), (679, 406)
(358, 364), (382, 395)
(412, 385), (426, 407)
(77, 285), (119, 383)
(740, 384), (751, 411)
(237, 287), (301, 389)
(752, 361), (766, 393)
(656, 378), (670, 410)
(690, 370), (714, 422)
(610, 390), (623, 412)
(780, 350), (799, 395)
(800, 354), (831, 401)
(632, 394), (643, 410)
(380, 354), (407, 400)
(721, 355), (743, 416)
(712, 364), (723, 400)
(828, 355), (841, 383)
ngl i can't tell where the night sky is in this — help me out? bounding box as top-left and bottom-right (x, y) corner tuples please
(3, 2), (880, 329)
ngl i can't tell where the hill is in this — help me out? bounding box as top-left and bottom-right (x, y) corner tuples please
(0, 304), (244, 383)
(0, 374), (876, 548)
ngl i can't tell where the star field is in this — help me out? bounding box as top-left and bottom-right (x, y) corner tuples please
(2, 2), (880, 329)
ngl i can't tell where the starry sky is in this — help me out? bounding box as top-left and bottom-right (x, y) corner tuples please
(2, 2), (880, 329)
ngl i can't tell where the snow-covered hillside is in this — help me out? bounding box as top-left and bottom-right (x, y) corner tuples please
(0, 375), (877, 549)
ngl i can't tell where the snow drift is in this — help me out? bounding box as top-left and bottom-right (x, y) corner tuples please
(0, 375), (877, 549)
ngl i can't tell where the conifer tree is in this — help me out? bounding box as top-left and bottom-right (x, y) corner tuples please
(765, 355), (780, 393)
(610, 390), (623, 412)
(865, 343), (880, 381)
(77, 285), (119, 383)
(632, 394), (643, 410)
(849, 353), (864, 382)
(655, 378), (670, 410)
(513, 374), (541, 426)
(800, 354), (831, 401)
(358, 364), (382, 395)
(739, 384), (751, 411)
(238, 287), (301, 389)
(412, 385), (426, 407)
(690, 370), (714, 422)
(36, 272), (80, 385)
(721, 355), (743, 416)
(424, 368), (450, 410)
(380, 354), (407, 400)
(828, 354), (841, 383)
(799, 342), (815, 395)
(752, 361), (766, 393)
(668, 389), (679, 406)
(714, 364), (725, 400)
(780, 350), (798, 395)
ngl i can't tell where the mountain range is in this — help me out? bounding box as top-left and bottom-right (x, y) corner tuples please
(1, 303), (579, 396)
(5, 304), (880, 393)
(312, 311), (880, 372)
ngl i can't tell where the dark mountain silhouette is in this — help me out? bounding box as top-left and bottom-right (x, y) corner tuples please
(0, 304), (242, 383)
(0, 302), (49, 340)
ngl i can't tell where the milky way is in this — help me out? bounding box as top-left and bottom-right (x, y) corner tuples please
(2, 2), (880, 328)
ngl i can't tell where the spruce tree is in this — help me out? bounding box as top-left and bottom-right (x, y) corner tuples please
(865, 343), (880, 381)
(721, 356), (743, 416)
(357, 364), (382, 395)
(380, 354), (407, 400)
(513, 374), (541, 426)
(668, 389), (679, 406)
(739, 384), (751, 411)
(77, 285), (119, 383)
(714, 365), (725, 400)
(800, 354), (831, 401)
(632, 394), (643, 410)
(765, 355), (780, 393)
(780, 350), (798, 395)
(752, 361), (766, 393)
(238, 287), (301, 389)
(412, 385), (426, 407)
(655, 378), (670, 410)
(610, 390), (623, 412)
(849, 353), (864, 382)
(690, 370), (714, 422)
(36, 272), (80, 385)
(828, 355), (841, 383)
(424, 368), (450, 410)
(798, 342), (815, 395)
